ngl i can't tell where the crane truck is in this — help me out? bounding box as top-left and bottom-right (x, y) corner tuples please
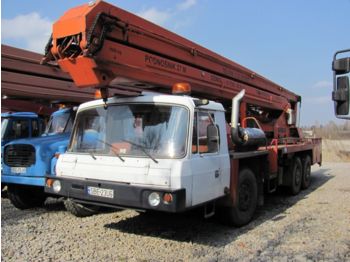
(43, 0), (321, 226)
(332, 49), (350, 119)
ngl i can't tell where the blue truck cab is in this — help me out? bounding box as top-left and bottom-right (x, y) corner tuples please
(2, 108), (76, 209)
(1, 112), (45, 187)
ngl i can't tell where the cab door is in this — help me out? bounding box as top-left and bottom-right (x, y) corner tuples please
(191, 111), (223, 206)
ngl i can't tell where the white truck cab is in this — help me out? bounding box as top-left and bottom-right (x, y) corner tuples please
(49, 92), (230, 213)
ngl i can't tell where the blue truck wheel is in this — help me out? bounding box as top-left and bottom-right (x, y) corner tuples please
(7, 184), (46, 209)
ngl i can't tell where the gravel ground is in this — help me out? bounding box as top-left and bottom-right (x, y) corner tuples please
(2, 162), (350, 261)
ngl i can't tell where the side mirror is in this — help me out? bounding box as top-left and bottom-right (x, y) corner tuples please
(333, 49), (350, 119)
(332, 76), (350, 116)
(207, 124), (219, 153)
(333, 57), (350, 74)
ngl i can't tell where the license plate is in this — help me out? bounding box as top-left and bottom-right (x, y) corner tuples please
(87, 186), (114, 199)
(11, 167), (26, 174)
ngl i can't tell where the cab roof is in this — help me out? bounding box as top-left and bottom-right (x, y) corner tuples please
(1, 112), (38, 118)
(78, 92), (225, 112)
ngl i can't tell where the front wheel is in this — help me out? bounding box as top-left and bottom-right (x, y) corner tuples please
(64, 198), (100, 217)
(7, 184), (46, 209)
(220, 168), (257, 227)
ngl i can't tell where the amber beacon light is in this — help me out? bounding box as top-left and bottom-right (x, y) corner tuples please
(172, 83), (191, 95)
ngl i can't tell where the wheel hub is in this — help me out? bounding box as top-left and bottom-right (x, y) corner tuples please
(239, 181), (252, 211)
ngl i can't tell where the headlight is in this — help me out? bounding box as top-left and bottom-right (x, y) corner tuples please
(148, 192), (160, 207)
(52, 180), (62, 193)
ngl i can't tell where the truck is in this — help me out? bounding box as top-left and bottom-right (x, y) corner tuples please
(43, 1), (322, 226)
(2, 107), (76, 209)
(332, 49), (350, 119)
(1, 112), (45, 189)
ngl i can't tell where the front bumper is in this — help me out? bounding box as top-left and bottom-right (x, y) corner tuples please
(1, 174), (45, 186)
(45, 176), (186, 212)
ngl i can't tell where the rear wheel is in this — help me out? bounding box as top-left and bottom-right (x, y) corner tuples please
(220, 168), (257, 227)
(289, 157), (302, 195)
(301, 155), (311, 189)
(7, 184), (46, 209)
(64, 198), (100, 217)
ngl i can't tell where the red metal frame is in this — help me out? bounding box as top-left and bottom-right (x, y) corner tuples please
(1, 45), (97, 110)
(1, 99), (55, 116)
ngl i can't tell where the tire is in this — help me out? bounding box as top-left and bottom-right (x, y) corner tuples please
(64, 198), (100, 217)
(289, 157), (302, 195)
(7, 184), (46, 209)
(220, 168), (258, 227)
(301, 155), (311, 189)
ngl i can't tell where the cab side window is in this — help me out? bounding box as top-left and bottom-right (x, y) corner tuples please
(192, 111), (218, 154)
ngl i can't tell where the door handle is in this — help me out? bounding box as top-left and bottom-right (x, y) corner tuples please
(215, 170), (220, 178)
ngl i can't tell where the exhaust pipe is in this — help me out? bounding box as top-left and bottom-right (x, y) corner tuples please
(231, 90), (245, 145)
(230, 90), (266, 148)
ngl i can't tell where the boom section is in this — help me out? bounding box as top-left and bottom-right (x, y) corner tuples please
(43, 0), (299, 111)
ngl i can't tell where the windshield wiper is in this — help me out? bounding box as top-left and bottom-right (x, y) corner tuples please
(87, 150), (97, 160)
(95, 138), (125, 162)
(122, 139), (158, 164)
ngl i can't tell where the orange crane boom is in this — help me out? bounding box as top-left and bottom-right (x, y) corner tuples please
(43, 1), (299, 101)
(42, 0), (302, 138)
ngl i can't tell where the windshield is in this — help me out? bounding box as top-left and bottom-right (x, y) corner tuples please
(1, 118), (9, 140)
(69, 104), (189, 159)
(1, 118), (30, 140)
(45, 110), (73, 134)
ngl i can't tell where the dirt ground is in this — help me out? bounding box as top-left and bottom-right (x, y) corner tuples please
(322, 139), (350, 162)
(1, 162), (349, 261)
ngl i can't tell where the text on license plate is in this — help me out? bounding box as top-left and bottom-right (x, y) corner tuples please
(87, 186), (114, 199)
(11, 167), (26, 174)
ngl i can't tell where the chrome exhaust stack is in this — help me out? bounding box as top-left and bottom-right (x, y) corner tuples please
(230, 90), (266, 149)
(231, 90), (245, 145)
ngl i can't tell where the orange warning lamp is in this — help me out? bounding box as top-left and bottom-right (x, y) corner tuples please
(46, 178), (54, 188)
(94, 89), (102, 99)
(172, 83), (191, 95)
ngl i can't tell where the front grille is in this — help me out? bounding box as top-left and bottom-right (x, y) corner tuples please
(4, 144), (36, 167)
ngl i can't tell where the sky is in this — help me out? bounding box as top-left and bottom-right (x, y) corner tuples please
(2, 0), (350, 125)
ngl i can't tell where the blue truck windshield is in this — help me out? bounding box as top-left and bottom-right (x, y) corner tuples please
(1, 118), (30, 140)
(45, 111), (73, 134)
(1, 118), (9, 140)
(69, 104), (189, 159)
